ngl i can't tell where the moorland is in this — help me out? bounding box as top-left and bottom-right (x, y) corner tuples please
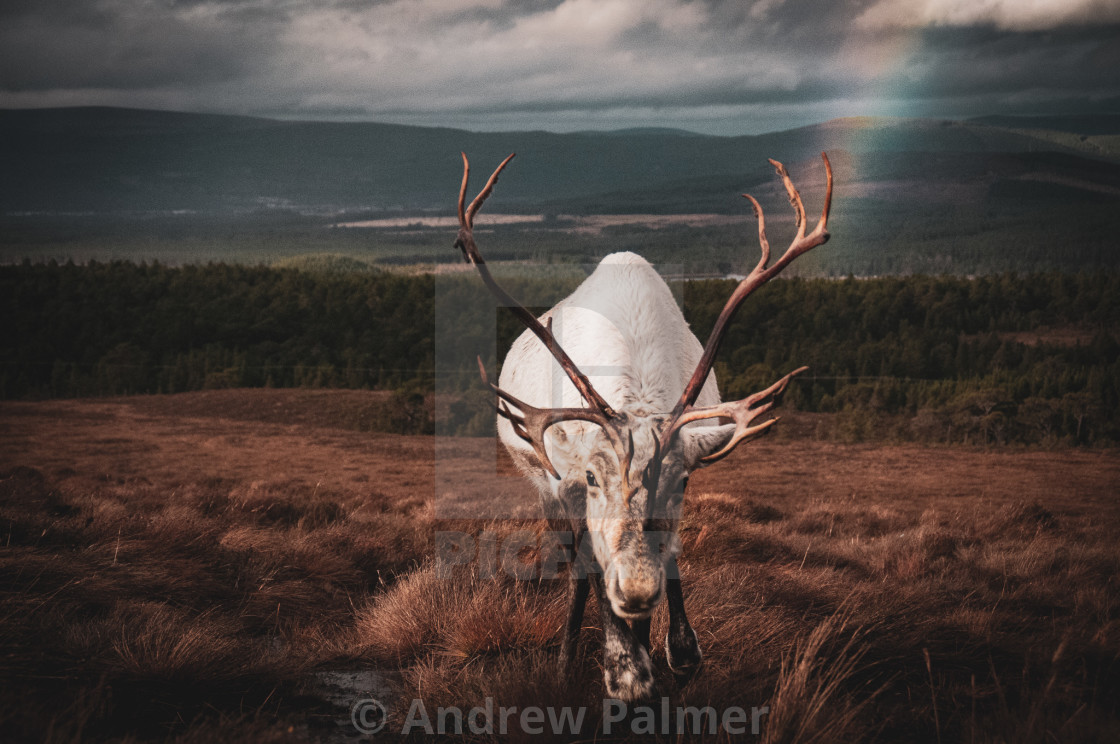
(2, 391), (1119, 742)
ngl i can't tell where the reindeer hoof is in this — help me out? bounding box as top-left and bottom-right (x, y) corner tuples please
(603, 643), (655, 702)
(666, 627), (703, 679)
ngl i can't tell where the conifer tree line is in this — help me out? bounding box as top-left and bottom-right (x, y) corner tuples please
(2, 260), (1116, 445)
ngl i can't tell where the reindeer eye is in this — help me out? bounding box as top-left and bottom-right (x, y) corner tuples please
(585, 471), (598, 488)
(669, 475), (688, 505)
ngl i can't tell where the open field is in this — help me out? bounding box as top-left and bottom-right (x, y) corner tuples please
(2, 389), (1119, 742)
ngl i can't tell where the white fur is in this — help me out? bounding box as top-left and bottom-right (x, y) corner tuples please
(497, 252), (725, 496)
(603, 633), (655, 700)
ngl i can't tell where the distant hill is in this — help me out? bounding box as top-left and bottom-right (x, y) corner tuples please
(1, 106), (1118, 215)
(1, 106), (1119, 274)
(968, 114), (1120, 136)
(576, 127), (706, 138)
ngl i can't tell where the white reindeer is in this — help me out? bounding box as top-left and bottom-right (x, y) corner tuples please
(454, 151), (832, 701)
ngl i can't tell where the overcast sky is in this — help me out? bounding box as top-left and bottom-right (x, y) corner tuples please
(1, 0), (1118, 135)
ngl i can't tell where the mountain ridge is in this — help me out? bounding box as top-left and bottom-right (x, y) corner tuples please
(2, 106), (1118, 215)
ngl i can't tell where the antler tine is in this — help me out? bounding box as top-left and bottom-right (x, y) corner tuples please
(664, 366), (808, 464)
(769, 152), (832, 260)
(456, 153), (617, 420)
(498, 402), (532, 442)
(476, 360), (532, 441)
(700, 416), (779, 465)
(769, 158), (807, 241)
(456, 152), (471, 228)
(668, 152), (832, 423)
(741, 193), (770, 275)
(477, 356), (624, 481)
(477, 358), (525, 434)
(459, 151), (516, 230)
(490, 398), (533, 444)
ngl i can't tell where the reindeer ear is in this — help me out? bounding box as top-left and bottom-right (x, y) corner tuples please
(679, 423), (736, 469)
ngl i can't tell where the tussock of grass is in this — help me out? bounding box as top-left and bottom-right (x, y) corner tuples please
(353, 562), (565, 662)
(226, 481), (348, 528)
(790, 503), (902, 538)
(107, 603), (253, 680)
(761, 611), (877, 744)
(974, 499), (1060, 539)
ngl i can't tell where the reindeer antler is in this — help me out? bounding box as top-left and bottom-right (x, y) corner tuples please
(476, 357), (632, 481)
(661, 153), (833, 454)
(454, 153), (616, 419)
(457, 154), (633, 485)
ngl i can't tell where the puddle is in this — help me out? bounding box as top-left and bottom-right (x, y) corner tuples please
(303, 669), (400, 742)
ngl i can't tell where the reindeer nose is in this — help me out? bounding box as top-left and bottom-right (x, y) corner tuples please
(617, 581), (663, 613)
(613, 565), (664, 613)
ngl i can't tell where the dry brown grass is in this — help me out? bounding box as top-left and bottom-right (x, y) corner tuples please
(761, 610), (877, 744)
(352, 561), (566, 662)
(2, 390), (1119, 742)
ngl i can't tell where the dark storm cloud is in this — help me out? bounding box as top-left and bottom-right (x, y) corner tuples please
(0, 0), (282, 91)
(1, 0), (1117, 134)
(875, 25), (1111, 95)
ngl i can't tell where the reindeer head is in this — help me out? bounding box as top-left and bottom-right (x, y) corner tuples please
(455, 151), (832, 620)
(555, 409), (742, 619)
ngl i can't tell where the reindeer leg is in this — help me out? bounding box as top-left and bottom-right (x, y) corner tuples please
(560, 574), (589, 671)
(665, 556), (702, 679)
(632, 616), (651, 652)
(558, 532), (589, 673)
(590, 572), (654, 701)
